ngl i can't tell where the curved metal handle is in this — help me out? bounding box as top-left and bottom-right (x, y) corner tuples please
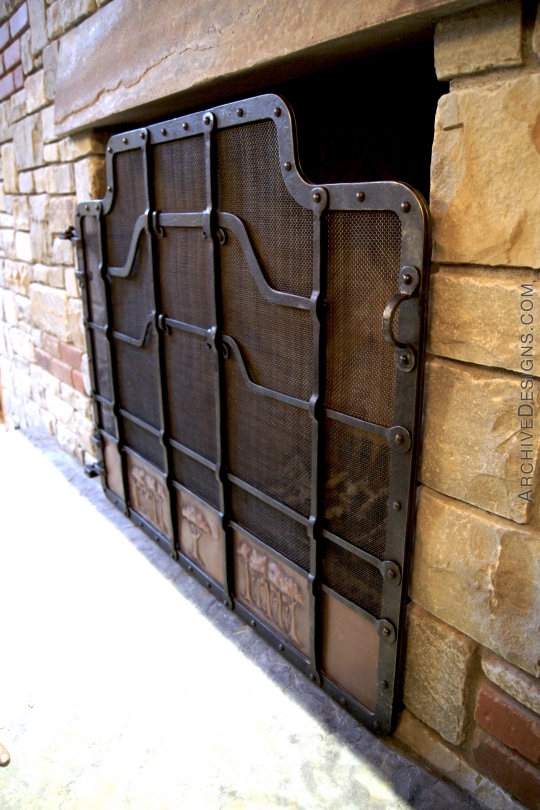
(382, 293), (409, 350)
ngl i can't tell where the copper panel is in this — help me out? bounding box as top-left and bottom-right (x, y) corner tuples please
(178, 491), (223, 585)
(233, 529), (310, 658)
(126, 453), (172, 540)
(321, 591), (379, 713)
(103, 436), (124, 500)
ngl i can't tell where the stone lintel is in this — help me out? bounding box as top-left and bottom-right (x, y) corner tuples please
(54, 0), (494, 135)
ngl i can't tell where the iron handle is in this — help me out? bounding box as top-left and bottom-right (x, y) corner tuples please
(382, 294), (416, 372)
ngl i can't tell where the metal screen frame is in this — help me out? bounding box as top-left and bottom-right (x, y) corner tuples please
(72, 93), (430, 735)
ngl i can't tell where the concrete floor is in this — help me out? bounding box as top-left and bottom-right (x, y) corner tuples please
(0, 427), (483, 810)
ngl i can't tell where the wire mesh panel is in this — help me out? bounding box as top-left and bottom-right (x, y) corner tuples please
(75, 94), (429, 736)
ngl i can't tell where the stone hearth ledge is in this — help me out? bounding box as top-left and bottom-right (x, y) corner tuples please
(54, 0), (495, 135)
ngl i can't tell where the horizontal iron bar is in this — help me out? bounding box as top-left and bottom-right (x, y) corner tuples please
(93, 393), (113, 407)
(223, 335), (309, 410)
(217, 213), (312, 310)
(119, 408), (163, 437)
(320, 529), (385, 573)
(158, 212), (204, 228)
(85, 320), (107, 332)
(113, 313), (154, 347)
(324, 408), (390, 440)
(228, 520), (309, 579)
(163, 317), (209, 338)
(226, 473), (310, 526)
(320, 583), (379, 628)
(170, 480), (220, 517)
(108, 212), (148, 277)
(98, 427), (117, 443)
(169, 438), (217, 470)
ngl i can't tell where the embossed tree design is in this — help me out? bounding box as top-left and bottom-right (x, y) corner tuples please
(182, 504), (213, 563)
(237, 541), (253, 603)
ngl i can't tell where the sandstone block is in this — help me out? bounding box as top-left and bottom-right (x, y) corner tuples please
(12, 195), (30, 230)
(34, 162), (74, 193)
(0, 100), (12, 143)
(46, 388), (73, 423)
(403, 603), (476, 744)
(428, 267), (540, 374)
(51, 236), (72, 265)
(10, 3), (29, 37)
(48, 195), (75, 232)
(10, 327), (34, 363)
(34, 345), (51, 373)
(41, 104), (55, 143)
(15, 230), (32, 262)
(47, 0), (96, 40)
(472, 727), (540, 810)
(4, 39), (22, 72)
(1, 227), (15, 259)
(13, 112), (43, 170)
(41, 331), (59, 357)
(1, 142), (18, 193)
(395, 709), (523, 810)
(43, 141), (59, 162)
(50, 356), (72, 386)
(434, 0), (522, 80)
(47, 265), (63, 288)
(475, 681), (540, 763)
(64, 266), (80, 298)
(74, 155), (105, 201)
(431, 75), (540, 268)
(482, 651), (540, 717)
(4, 260), (29, 294)
(59, 381), (90, 416)
(18, 170), (34, 193)
(420, 356), (538, 523)
(29, 282), (70, 340)
(25, 70), (47, 113)
(412, 486), (540, 677)
(28, 0), (47, 55)
(42, 39), (57, 100)
(20, 29), (32, 75)
(67, 297), (84, 348)
(10, 88), (26, 123)
(29, 192), (49, 262)
(59, 341), (83, 370)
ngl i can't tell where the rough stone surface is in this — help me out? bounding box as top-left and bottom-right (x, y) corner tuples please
(12, 110), (42, 169)
(25, 69), (46, 113)
(434, 0), (522, 80)
(472, 727), (540, 810)
(74, 154), (104, 200)
(428, 266), (540, 374)
(54, 0), (496, 135)
(1, 140), (17, 192)
(395, 709), (524, 810)
(475, 681), (540, 763)
(29, 282), (69, 341)
(403, 603), (476, 744)
(28, 0), (47, 55)
(482, 651), (540, 717)
(41, 37), (56, 99)
(431, 74), (540, 269)
(420, 356), (539, 523)
(411, 485), (540, 677)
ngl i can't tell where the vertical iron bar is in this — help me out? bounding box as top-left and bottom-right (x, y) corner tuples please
(203, 113), (232, 605)
(142, 131), (179, 555)
(308, 188), (328, 682)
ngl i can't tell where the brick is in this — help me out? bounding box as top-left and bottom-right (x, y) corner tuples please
(50, 356), (72, 385)
(41, 331), (59, 357)
(475, 682), (540, 763)
(72, 368), (85, 395)
(0, 70), (14, 101)
(0, 21), (9, 50)
(27, 0), (47, 55)
(472, 727), (540, 810)
(34, 345), (50, 372)
(4, 39), (21, 71)
(482, 651), (540, 718)
(59, 341), (83, 370)
(10, 3), (29, 37)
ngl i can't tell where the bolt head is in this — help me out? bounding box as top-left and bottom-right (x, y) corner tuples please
(340, 698), (347, 707)
(312, 192), (321, 203)
(400, 354), (409, 365)
(372, 721), (380, 731)
(393, 501), (401, 511)
(387, 569), (396, 579)
(182, 122), (188, 130)
(203, 114), (211, 125)
(236, 108), (243, 117)
(401, 201), (411, 213)
(274, 107), (281, 117)
(188, 565), (193, 572)
(202, 231), (208, 239)
(206, 582), (212, 589)
(223, 600), (228, 607)
(107, 146), (112, 153)
(403, 274), (412, 284)
(85, 204), (89, 211)
(283, 161), (291, 171)
(251, 620), (256, 628)
(382, 627), (390, 636)
(107, 186), (112, 192)
(394, 432), (404, 444)
(356, 191), (365, 202)
(278, 643), (284, 651)
(161, 128), (167, 135)
(140, 132), (145, 139)
(122, 137), (128, 144)
(381, 680), (389, 689)
(309, 673), (316, 681)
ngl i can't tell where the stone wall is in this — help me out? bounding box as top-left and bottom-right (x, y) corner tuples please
(0, 1), (539, 809)
(0, 0), (107, 461)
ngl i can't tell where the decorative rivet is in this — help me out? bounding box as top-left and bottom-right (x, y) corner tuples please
(140, 132), (145, 139)
(394, 433), (404, 445)
(356, 191), (365, 202)
(223, 600), (228, 607)
(203, 114), (211, 125)
(251, 620), (256, 628)
(188, 565), (193, 572)
(161, 128), (167, 135)
(400, 354), (409, 365)
(403, 274), (412, 285)
(278, 644), (284, 651)
(274, 107), (281, 117)
(393, 501), (401, 511)
(122, 137), (128, 144)
(401, 201), (411, 213)
(95, 204), (99, 211)
(309, 673), (316, 681)
(312, 192), (321, 203)
(107, 146), (112, 153)
(382, 627), (391, 636)
(381, 680), (389, 689)
(373, 721), (380, 731)
(107, 186), (112, 192)
(236, 108), (243, 117)
(155, 536), (159, 543)
(340, 698), (347, 707)
(85, 204), (89, 211)
(387, 569), (397, 579)
(283, 161), (291, 171)
(206, 582), (211, 589)
(182, 122), (188, 130)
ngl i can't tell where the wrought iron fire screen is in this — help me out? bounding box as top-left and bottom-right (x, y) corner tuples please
(72, 94), (430, 734)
